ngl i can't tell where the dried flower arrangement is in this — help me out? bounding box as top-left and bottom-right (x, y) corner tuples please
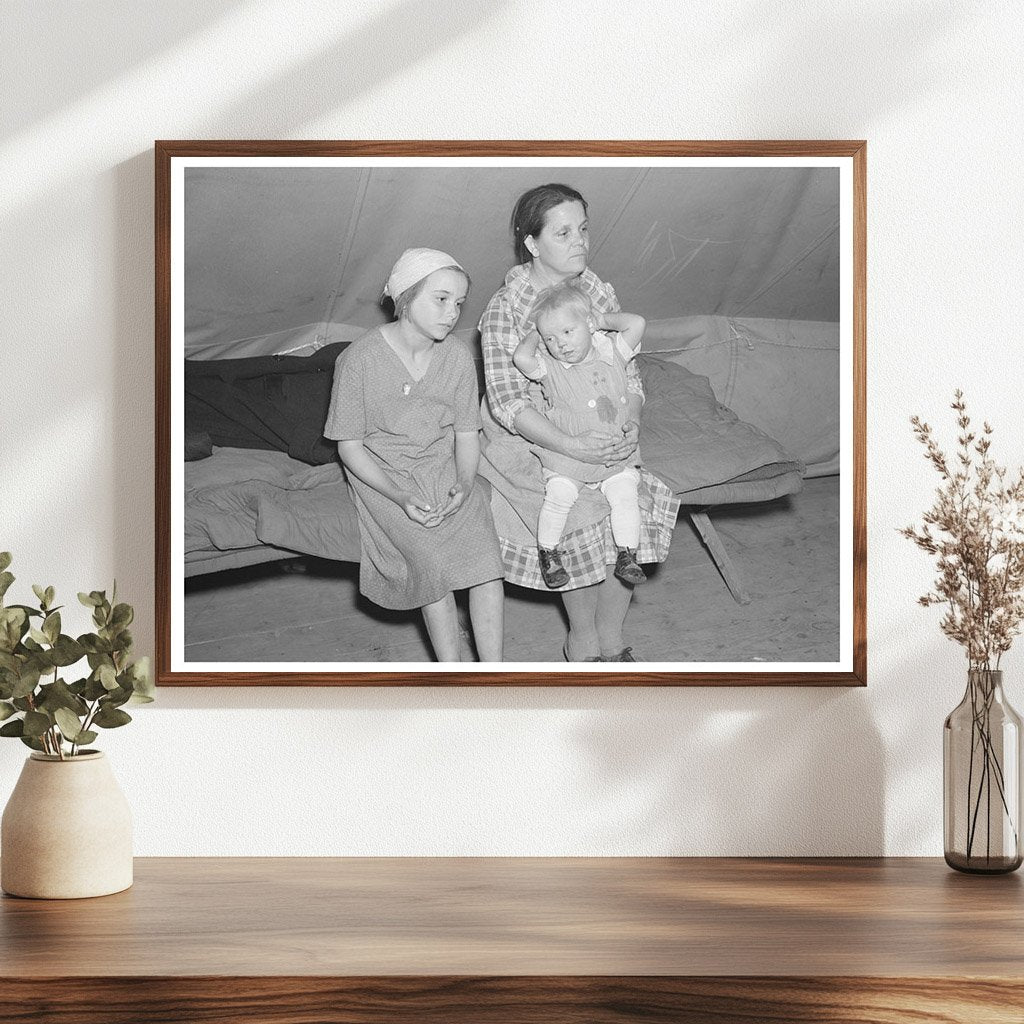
(901, 390), (1024, 670)
(902, 390), (1024, 870)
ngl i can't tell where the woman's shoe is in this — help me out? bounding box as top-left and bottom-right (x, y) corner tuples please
(563, 640), (605, 662)
(604, 647), (637, 662)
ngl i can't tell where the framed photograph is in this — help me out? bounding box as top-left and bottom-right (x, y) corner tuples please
(156, 141), (865, 686)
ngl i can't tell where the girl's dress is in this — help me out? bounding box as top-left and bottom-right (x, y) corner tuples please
(324, 328), (503, 611)
(478, 264), (679, 592)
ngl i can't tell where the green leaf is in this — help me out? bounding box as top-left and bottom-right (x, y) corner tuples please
(104, 684), (133, 709)
(98, 664), (117, 690)
(50, 635), (85, 667)
(127, 657), (154, 701)
(44, 586), (55, 608)
(0, 651), (19, 673)
(0, 552), (11, 573)
(92, 705), (132, 729)
(77, 633), (112, 655)
(110, 603), (134, 630)
(74, 730), (98, 746)
(78, 591), (100, 608)
(83, 674), (108, 701)
(54, 707), (85, 742)
(0, 606), (27, 651)
(7, 604), (42, 619)
(32, 584), (48, 609)
(11, 664), (41, 699)
(22, 710), (51, 738)
(0, 719), (24, 737)
(0, 701), (16, 721)
(19, 735), (45, 752)
(36, 678), (88, 717)
(28, 627), (49, 646)
(0, 571), (14, 602)
(42, 611), (60, 644)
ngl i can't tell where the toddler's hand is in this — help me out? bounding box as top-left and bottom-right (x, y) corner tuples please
(621, 420), (640, 454)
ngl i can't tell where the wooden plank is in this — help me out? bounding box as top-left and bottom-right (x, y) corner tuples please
(0, 976), (1020, 1024)
(3, 858), (1023, 977)
(3, 857), (1022, 1022)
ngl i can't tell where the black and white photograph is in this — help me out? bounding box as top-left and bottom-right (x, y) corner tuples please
(158, 144), (863, 684)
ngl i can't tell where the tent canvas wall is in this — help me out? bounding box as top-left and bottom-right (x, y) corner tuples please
(183, 164), (841, 476)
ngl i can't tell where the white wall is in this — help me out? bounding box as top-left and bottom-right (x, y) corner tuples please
(2, 0), (1022, 855)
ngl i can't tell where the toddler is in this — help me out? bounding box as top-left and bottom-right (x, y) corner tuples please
(513, 283), (647, 589)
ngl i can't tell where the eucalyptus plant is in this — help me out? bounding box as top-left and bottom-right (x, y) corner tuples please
(0, 552), (153, 759)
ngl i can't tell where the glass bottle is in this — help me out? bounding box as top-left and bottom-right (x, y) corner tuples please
(944, 669), (1022, 873)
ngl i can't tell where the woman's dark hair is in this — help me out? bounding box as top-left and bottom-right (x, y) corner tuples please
(510, 183), (588, 266)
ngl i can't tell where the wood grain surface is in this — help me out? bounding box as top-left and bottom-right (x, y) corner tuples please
(0, 976), (1022, 1024)
(2, 857), (1022, 1021)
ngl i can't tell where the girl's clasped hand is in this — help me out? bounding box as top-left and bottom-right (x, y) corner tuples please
(401, 481), (469, 527)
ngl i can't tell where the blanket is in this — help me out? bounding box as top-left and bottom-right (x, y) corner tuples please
(185, 343), (347, 465)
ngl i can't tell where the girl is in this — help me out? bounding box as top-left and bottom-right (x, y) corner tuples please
(325, 248), (504, 662)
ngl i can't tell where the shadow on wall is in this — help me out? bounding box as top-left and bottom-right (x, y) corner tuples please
(1, 1), (243, 138)
(570, 687), (885, 856)
(137, 682), (885, 856)
(197, 0), (502, 138)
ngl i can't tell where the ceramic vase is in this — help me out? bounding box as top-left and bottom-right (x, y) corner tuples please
(1, 750), (133, 898)
(944, 669), (1023, 874)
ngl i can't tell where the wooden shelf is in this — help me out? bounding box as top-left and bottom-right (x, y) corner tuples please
(2, 857), (1022, 1022)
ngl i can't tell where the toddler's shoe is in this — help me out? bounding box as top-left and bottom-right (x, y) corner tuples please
(538, 546), (570, 588)
(614, 547), (647, 586)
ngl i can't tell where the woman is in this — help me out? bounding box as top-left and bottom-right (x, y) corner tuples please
(325, 248), (504, 662)
(478, 184), (678, 662)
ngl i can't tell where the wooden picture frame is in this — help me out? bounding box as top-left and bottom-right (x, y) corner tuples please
(156, 140), (865, 686)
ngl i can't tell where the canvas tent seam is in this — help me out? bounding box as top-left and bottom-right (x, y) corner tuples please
(590, 169), (649, 259)
(317, 168), (373, 351)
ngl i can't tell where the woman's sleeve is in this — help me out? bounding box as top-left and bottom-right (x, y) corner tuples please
(598, 281), (644, 402)
(323, 347), (366, 441)
(452, 343), (482, 432)
(480, 292), (530, 435)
